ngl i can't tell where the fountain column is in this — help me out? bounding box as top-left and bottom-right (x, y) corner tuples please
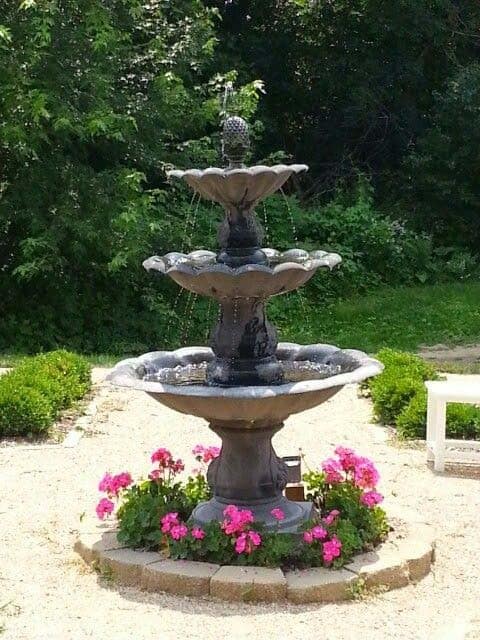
(192, 419), (313, 530)
(206, 296), (283, 386)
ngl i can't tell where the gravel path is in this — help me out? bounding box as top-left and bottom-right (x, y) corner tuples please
(1, 370), (480, 640)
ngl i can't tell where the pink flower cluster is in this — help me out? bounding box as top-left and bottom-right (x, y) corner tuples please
(96, 497), (114, 520)
(323, 537), (342, 564)
(271, 508), (285, 521)
(161, 512), (206, 541)
(150, 447), (184, 477)
(303, 525), (328, 544)
(222, 505), (262, 555)
(360, 491), (384, 508)
(98, 472), (132, 496)
(303, 511), (343, 565)
(192, 444), (221, 464)
(321, 446), (383, 507)
(95, 471), (132, 520)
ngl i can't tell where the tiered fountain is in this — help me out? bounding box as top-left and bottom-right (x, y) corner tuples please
(108, 115), (383, 532)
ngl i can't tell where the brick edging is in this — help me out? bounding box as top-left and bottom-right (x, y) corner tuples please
(74, 514), (435, 603)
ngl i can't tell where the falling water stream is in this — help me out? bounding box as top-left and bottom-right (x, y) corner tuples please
(166, 288), (185, 345)
(180, 291), (198, 346)
(279, 188), (311, 333)
(181, 192), (201, 253)
(262, 202), (271, 246)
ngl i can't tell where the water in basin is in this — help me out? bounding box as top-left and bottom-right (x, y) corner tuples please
(142, 359), (342, 386)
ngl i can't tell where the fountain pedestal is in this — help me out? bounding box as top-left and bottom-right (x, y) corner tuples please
(192, 420), (314, 531)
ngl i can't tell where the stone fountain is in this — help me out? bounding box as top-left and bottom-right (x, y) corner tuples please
(108, 115), (383, 532)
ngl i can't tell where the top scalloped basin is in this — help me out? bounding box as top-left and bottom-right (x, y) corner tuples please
(107, 343), (383, 423)
(167, 165), (308, 208)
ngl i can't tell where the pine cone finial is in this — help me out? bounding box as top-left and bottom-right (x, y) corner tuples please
(222, 116), (250, 168)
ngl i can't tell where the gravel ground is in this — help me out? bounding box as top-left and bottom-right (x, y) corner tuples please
(1, 369), (480, 640)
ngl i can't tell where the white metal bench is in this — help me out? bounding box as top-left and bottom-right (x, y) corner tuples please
(426, 379), (480, 472)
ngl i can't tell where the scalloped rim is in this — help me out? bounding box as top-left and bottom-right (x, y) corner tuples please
(107, 343), (383, 399)
(143, 249), (342, 277)
(167, 164), (309, 179)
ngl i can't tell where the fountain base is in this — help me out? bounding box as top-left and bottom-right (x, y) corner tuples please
(195, 419), (315, 532)
(192, 497), (314, 532)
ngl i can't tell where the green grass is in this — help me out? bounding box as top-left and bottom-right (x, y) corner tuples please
(278, 282), (480, 353)
(1, 283), (479, 366)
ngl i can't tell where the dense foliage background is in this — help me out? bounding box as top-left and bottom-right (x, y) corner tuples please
(0, 0), (479, 354)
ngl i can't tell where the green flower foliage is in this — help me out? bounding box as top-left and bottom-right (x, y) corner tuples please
(0, 350), (91, 437)
(117, 474), (211, 550)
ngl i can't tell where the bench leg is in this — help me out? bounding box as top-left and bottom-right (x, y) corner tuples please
(434, 400), (446, 472)
(426, 393), (436, 463)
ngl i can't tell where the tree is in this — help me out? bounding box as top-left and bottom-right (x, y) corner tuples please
(0, 0), (223, 352)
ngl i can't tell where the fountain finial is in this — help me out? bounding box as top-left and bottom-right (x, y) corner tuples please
(222, 115), (250, 169)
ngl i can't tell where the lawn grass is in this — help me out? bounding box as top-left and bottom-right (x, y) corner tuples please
(1, 282), (479, 366)
(277, 282), (480, 354)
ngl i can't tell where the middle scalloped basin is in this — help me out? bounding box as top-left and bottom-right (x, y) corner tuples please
(107, 343), (383, 424)
(143, 248), (341, 299)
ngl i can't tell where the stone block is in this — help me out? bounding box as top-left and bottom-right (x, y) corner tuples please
(74, 530), (124, 564)
(142, 560), (219, 596)
(286, 568), (356, 603)
(345, 547), (409, 589)
(210, 566), (286, 602)
(99, 548), (161, 586)
(396, 539), (434, 582)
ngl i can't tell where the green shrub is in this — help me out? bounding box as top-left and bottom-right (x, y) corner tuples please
(397, 389), (480, 439)
(370, 348), (480, 440)
(0, 379), (52, 437)
(369, 349), (438, 424)
(0, 350), (91, 438)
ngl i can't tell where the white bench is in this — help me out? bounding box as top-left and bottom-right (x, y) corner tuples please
(426, 379), (480, 472)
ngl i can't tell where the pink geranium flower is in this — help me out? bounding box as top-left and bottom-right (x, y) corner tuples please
(192, 444), (221, 464)
(360, 491), (384, 508)
(150, 448), (184, 475)
(271, 508), (285, 521)
(170, 524), (188, 540)
(151, 447), (173, 466)
(110, 472), (132, 494)
(321, 458), (344, 484)
(222, 505), (254, 535)
(334, 446), (359, 472)
(161, 512), (179, 534)
(303, 530), (314, 544)
(311, 525), (328, 540)
(98, 472), (114, 493)
(191, 527), (205, 540)
(354, 457), (380, 489)
(323, 536), (342, 564)
(323, 509), (340, 525)
(234, 530), (262, 554)
(96, 497), (114, 520)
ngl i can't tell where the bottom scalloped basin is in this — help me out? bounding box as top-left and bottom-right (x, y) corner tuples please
(107, 343), (383, 424)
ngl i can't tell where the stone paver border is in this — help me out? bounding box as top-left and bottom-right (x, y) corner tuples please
(74, 514), (435, 604)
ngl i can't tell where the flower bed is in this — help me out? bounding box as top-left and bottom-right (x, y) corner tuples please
(95, 445), (389, 570)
